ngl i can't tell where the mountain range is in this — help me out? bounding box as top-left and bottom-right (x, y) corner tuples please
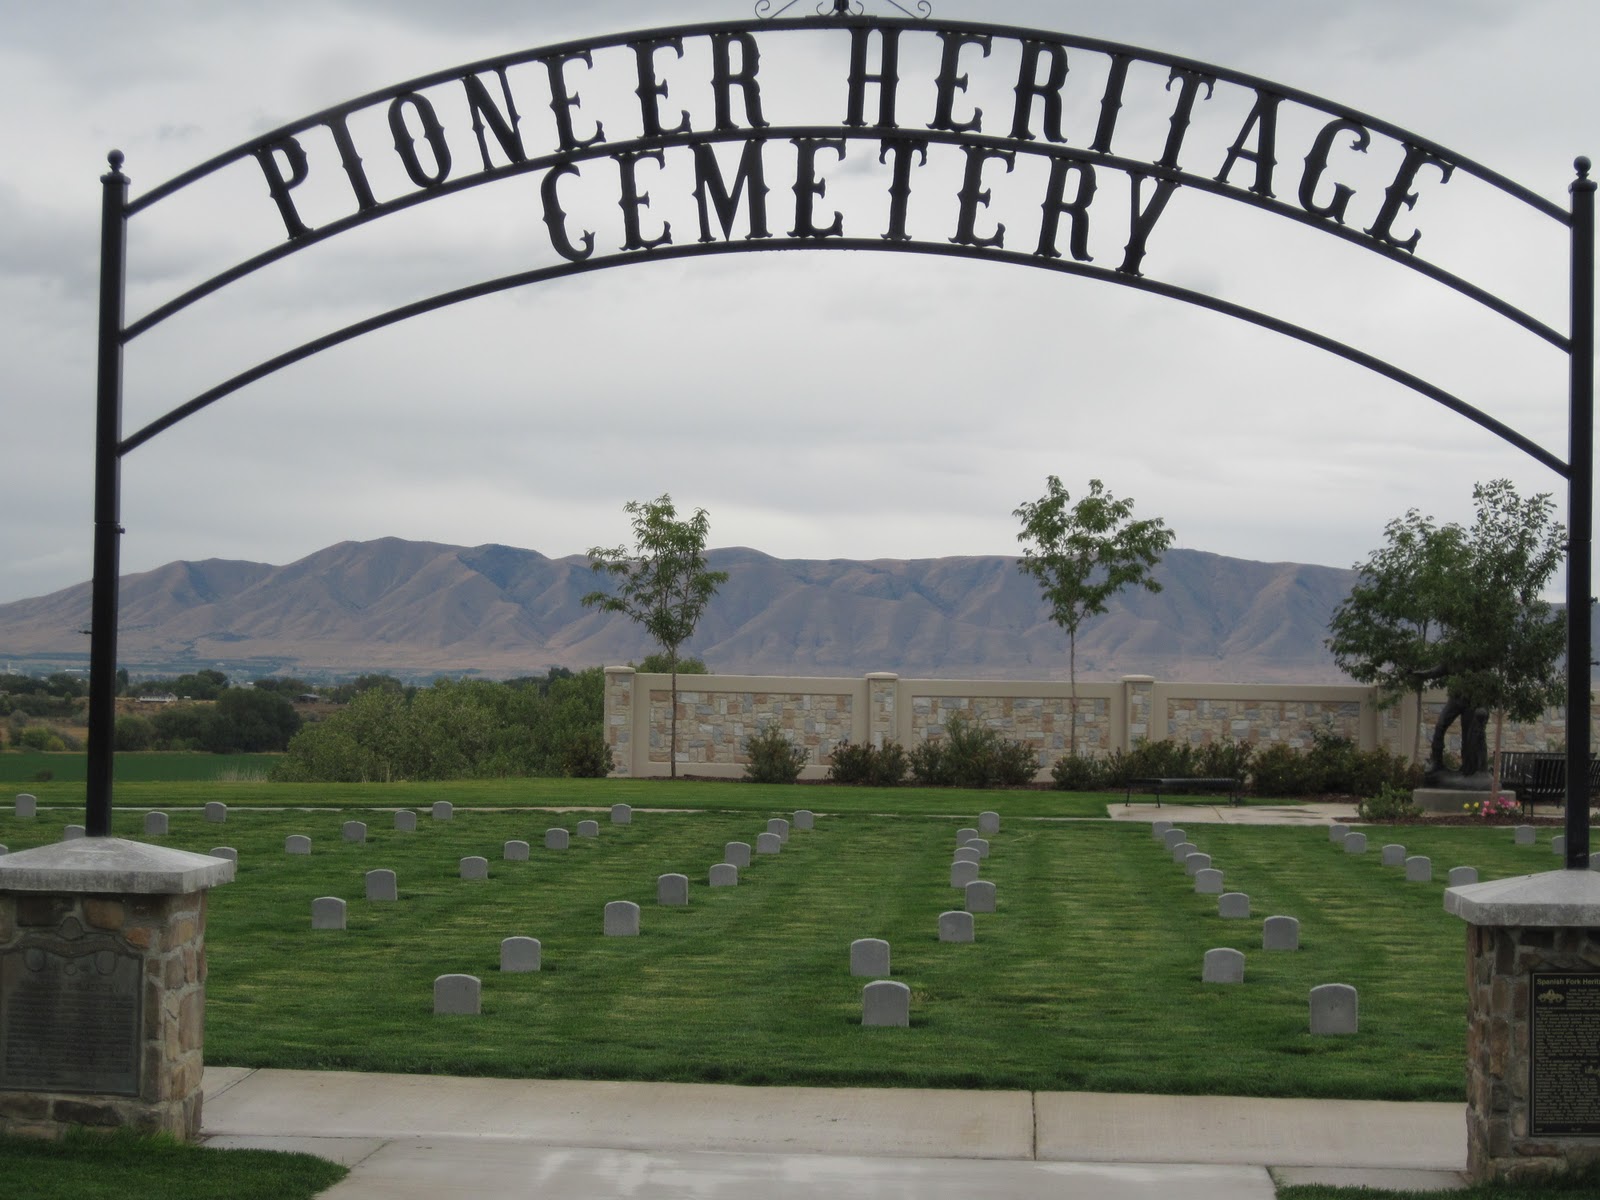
(0, 538), (1373, 683)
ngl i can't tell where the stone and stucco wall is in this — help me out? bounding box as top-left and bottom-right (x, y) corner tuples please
(603, 668), (1600, 780)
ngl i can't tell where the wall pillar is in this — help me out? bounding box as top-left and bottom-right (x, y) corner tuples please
(0, 839), (233, 1141)
(1446, 871), (1600, 1183)
(604, 666), (636, 779)
(866, 673), (898, 749)
(1121, 676), (1156, 754)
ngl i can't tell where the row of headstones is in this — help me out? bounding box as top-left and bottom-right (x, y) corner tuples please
(1507, 823), (1600, 865)
(1153, 820), (1357, 1030)
(1325, 823), (1480, 885)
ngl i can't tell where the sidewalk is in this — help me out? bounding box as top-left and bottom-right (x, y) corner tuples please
(200, 1067), (1468, 1198)
(1107, 801), (1359, 826)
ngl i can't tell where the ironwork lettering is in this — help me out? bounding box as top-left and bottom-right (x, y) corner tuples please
(844, 26), (900, 129)
(543, 50), (606, 152)
(462, 68), (527, 171)
(790, 138), (846, 239)
(928, 30), (990, 134)
(692, 140), (772, 242)
(879, 136), (929, 242)
(1036, 156), (1097, 261)
(950, 144), (1014, 249)
(1089, 52), (1133, 154)
(616, 148), (672, 251)
(1215, 90), (1281, 199)
(1157, 67), (1217, 171)
(253, 136), (313, 239)
(388, 92), (452, 189)
(1298, 118), (1371, 225)
(631, 37), (692, 139)
(710, 32), (768, 131)
(1120, 169), (1181, 275)
(325, 111), (380, 212)
(1011, 39), (1070, 143)
(1366, 143), (1456, 254)
(540, 162), (595, 261)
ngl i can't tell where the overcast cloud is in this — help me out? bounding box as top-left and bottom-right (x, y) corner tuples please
(1, 0), (1595, 607)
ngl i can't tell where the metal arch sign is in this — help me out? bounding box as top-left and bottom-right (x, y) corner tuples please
(88, 8), (1594, 853)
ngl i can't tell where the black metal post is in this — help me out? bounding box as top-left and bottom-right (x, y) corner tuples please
(87, 151), (128, 838)
(1566, 156), (1594, 870)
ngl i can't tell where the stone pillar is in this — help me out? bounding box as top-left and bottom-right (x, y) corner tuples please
(1445, 871), (1600, 1183)
(604, 666), (636, 779)
(1121, 676), (1156, 755)
(0, 838), (234, 1141)
(866, 673), (898, 749)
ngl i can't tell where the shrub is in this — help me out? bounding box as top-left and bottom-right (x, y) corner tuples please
(910, 717), (1038, 789)
(827, 740), (909, 787)
(115, 715), (155, 752)
(561, 729), (614, 778)
(16, 726), (65, 753)
(1050, 753), (1107, 791)
(1358, 783), (1423, 821)
(743, 725), (808, 784)
(1249, 732), (1420, 798)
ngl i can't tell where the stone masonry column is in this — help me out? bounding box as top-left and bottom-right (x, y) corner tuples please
(866, 673), (898, 749)
(0, 839), (233, 1140)
(1445, 871), (1600, 1183)
(604, 666), (636, 779)
(1121, 676), (1156, 755)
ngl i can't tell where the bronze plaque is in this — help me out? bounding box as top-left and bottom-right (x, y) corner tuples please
(1531, 972), (1600, 1137)
(0, 938), (142, 1096)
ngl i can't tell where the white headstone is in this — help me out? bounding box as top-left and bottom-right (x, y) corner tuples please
(1310, 983), (1358, 1034)
(342, 820), (367, 844)
(1343, 832), (1368, 854)
(1218, 892), (1250, 919)
(965, 880), (996, 913)
(756, 832), (782, 854)
(938, 910), (975, 943)
(1553, 834), (1567, 856)
(725, 841), (752, 868)
(577, 820), (600, 838)
(1202, 947), (1245, 984)
(862, 980), (910, 1027)
(504, 840), (530, 861)
(285, 834), (311, 855)
(850, 937), (890, 977)
(63, 826), (85, 841)
(14, 794), (37, 818)
(978, 811), (1000, 835)
(1381, 843), (1406, 867)
(1514, 825), (1536, 845)
(1329, 824), (1350, 844)
(767, 818), (790, 842)
(953, 847), (981, 864)
(709, 863), (738, 886)
(963, 837), (990, 860)
(1193, 868), (1225, 895)
(794, 809), (815, 831)
(460, 856), (489, 880)
(657, 873), (689, 906)
(209, 846), (237, 863)
(432, 801), (454, 821)
(1171, 841), (1197, 864)
(311, 896), (347, 930)
(956, 827), (979, 845)
(611, 804), (633, 825)
(1152, 819), (1173, 840)
(434, 974), (481, 1015)
(1263, 915), (1300, 951)
(1162, 829), (1187, 851)
(0, 845), (7, 856)
(950, 860), (980, 888)
(1184, 852), (1211, 876)
(501, 936), (541, 973)
(545, 828), (569, 850)
(604, 900), (641, 936)
(366, 869), (398, 901)
(143, 811), (168, 836)
(204, 802), (227, 823)
(394, 810), (417, 831)
(1448, 865), (1479, 886)
(1404, 855), (1432, 882)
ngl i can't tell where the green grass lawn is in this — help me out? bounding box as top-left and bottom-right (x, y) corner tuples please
(0, 752), (282, 785)
(0, 795), (1543, 1102)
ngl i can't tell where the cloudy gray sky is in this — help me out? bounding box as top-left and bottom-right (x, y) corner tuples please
(2, 0), (1596, 607)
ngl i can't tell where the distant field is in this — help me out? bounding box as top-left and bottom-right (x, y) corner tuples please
(0, 752), (281, 784)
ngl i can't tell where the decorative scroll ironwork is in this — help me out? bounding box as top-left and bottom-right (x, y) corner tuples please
(756, 0), (932, 18)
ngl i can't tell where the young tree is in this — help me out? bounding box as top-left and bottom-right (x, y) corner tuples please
(583, 495), (729, 777)
(1327, 480), (1566, 781)
(1014, 476), (1175, 757)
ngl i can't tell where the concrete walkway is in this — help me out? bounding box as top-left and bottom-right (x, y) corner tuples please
(1107, 801), (1359, 826)
(200, 1067), (1468, 1198)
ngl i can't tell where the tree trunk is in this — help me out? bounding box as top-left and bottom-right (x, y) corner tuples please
(1413, 688), (1425, 767)
(669, 663), (679, 779)
(1492, 709), (1504, 798)
(1069, 630), (1079, 759)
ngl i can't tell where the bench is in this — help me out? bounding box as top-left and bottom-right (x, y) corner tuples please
(1497, 752), (1600, 813)
(1125, 777), (1243, 807)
